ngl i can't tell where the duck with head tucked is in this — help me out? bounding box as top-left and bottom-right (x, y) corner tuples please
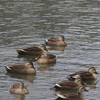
(45, 35), (67, 46)
(5, 62), (36, 75)
(68, 67), (98, 81)
(54, 78), (84, 90)
(35, 51), (56, 64)
(55, 86), (88, 100)
(10, 82), (29, 94)
(16, 44), (47, 56)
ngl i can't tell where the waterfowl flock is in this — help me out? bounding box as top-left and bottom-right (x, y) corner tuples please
(4, 35), (99, 99)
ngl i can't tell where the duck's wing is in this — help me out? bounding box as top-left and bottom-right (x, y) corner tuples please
(47, 37), (60, 42)
(16, 46), (42, 55)
(75, 71), (93, 77)
(5, 64), (26, 73)
(69, 71), (87, 77)
(57, 93), (80, 99)
(56, 81), (77, 87)
(21, 46), (42, 51)
(70, 71), (93, 80)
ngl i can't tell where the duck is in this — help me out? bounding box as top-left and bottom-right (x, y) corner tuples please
(55, 86), (88, 100)
(54, 78), (83, 90)
(9, 82), (29, 94)
(16, 44), (47, 56)
(68, 67), (98, 81)
(45, 35), (67, 46)
(5, 62), (36, 75)
(35, 51), (56, 64)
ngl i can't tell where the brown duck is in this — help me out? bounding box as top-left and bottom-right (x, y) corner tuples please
(54, 78), (83, 90)
(45, 35), (67, 46)
(56, 86), (88, 100)
(5, 62), (36, 75)
(10, 82), (29, 94)
(16, 44), (47, 55)
(36, 51), (56, 64)
(68, 67), (98, 81)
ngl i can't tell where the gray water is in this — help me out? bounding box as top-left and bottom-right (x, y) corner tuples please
(0, 0), (100, 100)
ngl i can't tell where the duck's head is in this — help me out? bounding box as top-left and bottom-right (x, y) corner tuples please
(74, 78), (83, 86)
(59, 35), (65, 41)
(39, 44), (47, 51)
(19, 82), (29, 94)
(88, 67), (98, 74)
(25, 62), (35, 69)
(35, 51), (48, 60)
(78, 86), (89, 93)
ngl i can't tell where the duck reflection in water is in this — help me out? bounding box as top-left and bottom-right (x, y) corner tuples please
(17, 54), (38, 62)
(37, 63), (56, 72)
(13, 94), (25, 100)
(7, 73), (36, 83)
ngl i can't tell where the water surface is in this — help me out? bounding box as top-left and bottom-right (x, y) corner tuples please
(0, 0), (100, 100)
